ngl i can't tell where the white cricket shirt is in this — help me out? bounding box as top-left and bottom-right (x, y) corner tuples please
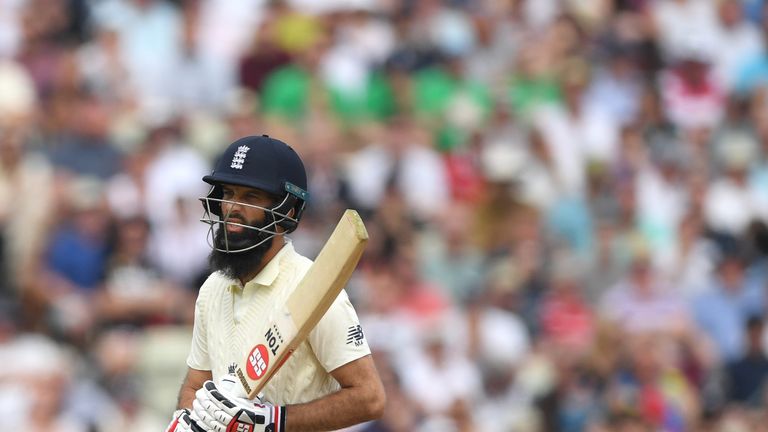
(186, 241), (371, 405)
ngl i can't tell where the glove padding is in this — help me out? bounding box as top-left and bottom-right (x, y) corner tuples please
(165, 408), (207, 432)
(191, 380), (286, 432)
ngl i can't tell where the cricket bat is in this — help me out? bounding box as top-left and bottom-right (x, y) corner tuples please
(234, 209), (368, 399)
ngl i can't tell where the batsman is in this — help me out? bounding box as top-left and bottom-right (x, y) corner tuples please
(166, 135), (385, 432)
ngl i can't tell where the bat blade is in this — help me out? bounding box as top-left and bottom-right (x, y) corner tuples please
(235, 209), (368, 399)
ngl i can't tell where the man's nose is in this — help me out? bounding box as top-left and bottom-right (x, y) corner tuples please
(222, 200), (245, 217)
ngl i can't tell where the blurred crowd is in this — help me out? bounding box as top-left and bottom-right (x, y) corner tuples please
(1, 0), (768, 430)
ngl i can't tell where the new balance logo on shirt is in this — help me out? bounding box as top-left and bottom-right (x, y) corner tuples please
(346, 325), (365, 346)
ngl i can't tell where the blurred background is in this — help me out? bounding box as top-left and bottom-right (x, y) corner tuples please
(1, 0), (768, 430)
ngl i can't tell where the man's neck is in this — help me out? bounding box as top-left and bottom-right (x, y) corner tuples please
(239, 236), (286, 285)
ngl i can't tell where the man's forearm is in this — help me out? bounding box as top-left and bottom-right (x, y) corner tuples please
(177, 368), (213, 409)
(285, 385), (385, 431)
(177, 382), (198, 410)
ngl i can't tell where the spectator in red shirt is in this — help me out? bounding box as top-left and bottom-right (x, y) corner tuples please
(540, 252), (595, 355)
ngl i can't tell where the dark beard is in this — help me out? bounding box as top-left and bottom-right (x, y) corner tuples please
(208, 225), (274, 281)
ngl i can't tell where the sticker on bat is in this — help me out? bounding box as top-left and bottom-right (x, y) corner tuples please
(265, 324), (284, 356)
(246, 344), (269, 380)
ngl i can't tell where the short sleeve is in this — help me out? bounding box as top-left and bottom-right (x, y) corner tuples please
(186, 282), (211, 371)
(307, 290), (371, 373)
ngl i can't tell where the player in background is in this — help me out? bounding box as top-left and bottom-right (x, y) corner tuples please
(165, 135), (385, 432)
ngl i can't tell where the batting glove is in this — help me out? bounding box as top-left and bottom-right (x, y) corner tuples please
(165, 408), (207, 432)
(192, 380), (286, 432)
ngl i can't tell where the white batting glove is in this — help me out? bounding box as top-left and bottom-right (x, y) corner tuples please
(191, 380), (286, 432)
(165, 408), (207, 432)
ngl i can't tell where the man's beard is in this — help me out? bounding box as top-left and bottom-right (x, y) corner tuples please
(208, 221), (274, 281)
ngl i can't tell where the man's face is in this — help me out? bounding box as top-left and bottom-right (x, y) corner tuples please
(212, 184), (276, 252)
(220, 184), (275, 233)
(208, 184), (279, 280)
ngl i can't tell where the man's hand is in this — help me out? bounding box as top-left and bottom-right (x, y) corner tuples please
(165, 408), (206, 432)
(192, 380), (286, 432)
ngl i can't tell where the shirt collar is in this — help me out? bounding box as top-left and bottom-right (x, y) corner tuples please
(244, 240), (293, 288)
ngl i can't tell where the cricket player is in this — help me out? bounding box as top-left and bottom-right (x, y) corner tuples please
(166, 135), (385, 432)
